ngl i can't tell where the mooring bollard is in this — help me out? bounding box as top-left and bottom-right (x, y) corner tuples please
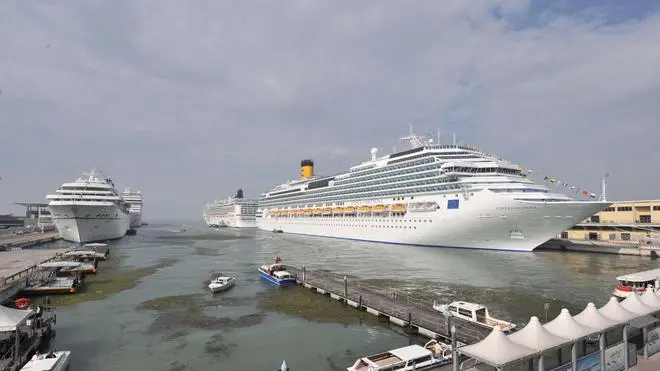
(344, 276), (348, 297)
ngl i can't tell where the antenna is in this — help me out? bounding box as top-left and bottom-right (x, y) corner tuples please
(600, 173), (609, 201)
(437, 128), (440, 145)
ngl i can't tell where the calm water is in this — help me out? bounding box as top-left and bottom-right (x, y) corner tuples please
(46, 222), (659, 370)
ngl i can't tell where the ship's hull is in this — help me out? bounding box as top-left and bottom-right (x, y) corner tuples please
(129, 211), (142, 229)
(256, 190), (609, 252)
(48, 204), (130, 243)
(204, 214), (257, 228)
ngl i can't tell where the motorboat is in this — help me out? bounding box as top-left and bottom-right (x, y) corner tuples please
(433, 300), (516, 332)
(613, 268), (660, 299)
(20, 350), (71, 371)
(208, 276), (236, 293)
(347, 340), (452, 371)
(258, 257), (296, 286)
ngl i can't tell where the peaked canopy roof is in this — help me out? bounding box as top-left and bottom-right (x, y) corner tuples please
(543, 308), (597, 340)
(621, 293), (656, 315)
(0, 305), (33, 332)
(458, 326), (537, 366)
(507, 316), (570, 352)
(599, 297), (637, 322)
(640, 290), (660, 309)
(573, 303), (620, 331)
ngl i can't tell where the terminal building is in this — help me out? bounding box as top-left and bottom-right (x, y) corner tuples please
(560, 200), (660, 243)
(14, 201), (56, 231)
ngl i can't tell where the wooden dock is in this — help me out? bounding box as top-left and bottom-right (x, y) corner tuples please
(0, 248), (71, 304)
(0, 231), (61, 250)
(286, 265), (496, 345)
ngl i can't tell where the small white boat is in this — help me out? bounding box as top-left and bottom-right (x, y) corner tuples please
(208, 276), (236, 293)
(347, 340), (452, 371)
(613, 269), (660, 299)
(433, 300), (516, 332)
(21, 350), (71, 371)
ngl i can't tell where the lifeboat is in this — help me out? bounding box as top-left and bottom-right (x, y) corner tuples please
(332, 207), (343, 213)
(391, 203), (406, 212)
(358, 206), (372, 213)
(322, 208), (333, 215)
(304, 209), (312, 215)
(15, 298), (30, 309)
(344, 207), (356, 214)
(313, 209), (322, 215)
(373, 205), (386, 212)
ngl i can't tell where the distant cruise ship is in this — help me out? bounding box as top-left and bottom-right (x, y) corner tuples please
(256, 129), (610, 252)
(203, 189), (258, 228)
(46, 168), (130, 243)
(121, 188), (143, 230)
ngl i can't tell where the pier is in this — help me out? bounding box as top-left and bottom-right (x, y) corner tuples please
(286, 265), (494, 345)
(0, 231), (61, 251)
(0, 248), (71, 304)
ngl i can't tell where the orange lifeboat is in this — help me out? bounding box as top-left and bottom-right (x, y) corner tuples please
(15, 298), (30, 309)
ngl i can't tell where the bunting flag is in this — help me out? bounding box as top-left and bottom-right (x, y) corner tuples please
(519, 165), (597, 199)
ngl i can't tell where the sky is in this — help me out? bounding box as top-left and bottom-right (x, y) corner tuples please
(1, 0), (659, 221)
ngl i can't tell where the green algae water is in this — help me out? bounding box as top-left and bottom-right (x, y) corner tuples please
(44, 222), (659, 370)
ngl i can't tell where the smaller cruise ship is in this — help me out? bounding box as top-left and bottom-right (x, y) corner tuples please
(203, 189), (258, 228)
(121, 187), (143, 230)
(46, 168), (130, 243)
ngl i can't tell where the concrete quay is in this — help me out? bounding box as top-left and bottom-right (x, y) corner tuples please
(0, 231), (61, 250)
(538, 238), (656, 257)
(0, 247), (71, 303)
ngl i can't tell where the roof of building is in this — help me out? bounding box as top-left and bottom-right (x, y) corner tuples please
(14, 202), (49, 207)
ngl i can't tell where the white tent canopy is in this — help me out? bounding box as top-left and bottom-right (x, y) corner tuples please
(458, 325), (537, 366)
(621, 293), (655, 315)
(507, 316), (570, 352)
(0, 305), (33, 332)
(573, 303), (620, 331)
(599, 297), (637, 322)
(543, 308), (597, 340)
(640, 289), (660, 309)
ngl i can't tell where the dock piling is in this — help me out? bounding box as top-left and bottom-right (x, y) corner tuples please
(451, 326), (458, 371)
(286, 265), (492, 344)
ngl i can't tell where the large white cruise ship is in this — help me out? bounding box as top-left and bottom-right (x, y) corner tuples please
(256, 130), (611, 252)
(121, 187), (143, 229)
(203, 189), (258, 228)
(46, 168), (130, 243)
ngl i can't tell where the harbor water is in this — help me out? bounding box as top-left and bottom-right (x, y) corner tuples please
(48, 222), (659, 370)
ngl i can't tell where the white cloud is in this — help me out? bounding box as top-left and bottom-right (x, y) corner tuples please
(1, 0), (659, 218)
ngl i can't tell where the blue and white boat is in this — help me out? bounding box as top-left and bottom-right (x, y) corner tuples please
(259, 258), (297, 286)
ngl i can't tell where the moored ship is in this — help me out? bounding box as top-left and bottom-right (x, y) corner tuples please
(203, 189), (258, 228)
(121, 187), (143, 230)
(256, 129), (610, 252)
(46, 168), (130, 243)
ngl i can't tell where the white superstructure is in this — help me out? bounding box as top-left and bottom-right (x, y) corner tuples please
(121, 187), (143, 229)
(203, 189), (258, 228)
(46, 168), (130, 243)
(256, 129), (611, 252)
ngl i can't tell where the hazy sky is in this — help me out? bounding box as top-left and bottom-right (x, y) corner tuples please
(1, 0), (659, 221)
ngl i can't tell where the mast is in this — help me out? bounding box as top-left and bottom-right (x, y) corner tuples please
(600, 173), (609, 201)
